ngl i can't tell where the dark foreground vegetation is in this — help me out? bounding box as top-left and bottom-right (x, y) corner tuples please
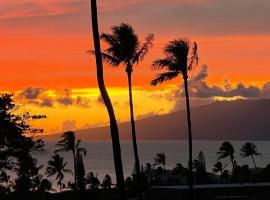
(1, 1), (270, 200)
(1, 94), (270, 200)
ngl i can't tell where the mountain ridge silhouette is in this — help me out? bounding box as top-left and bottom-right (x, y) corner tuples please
(42, 99), (270, 141)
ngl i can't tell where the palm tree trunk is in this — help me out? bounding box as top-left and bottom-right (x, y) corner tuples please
(90, 1), (126, 200)
(251, 155), (257, 169)
(73, 151), (77, 189)
(183, 75), (194, 200)
(127, 69), (142, 198)
(251, 155), (259, 176)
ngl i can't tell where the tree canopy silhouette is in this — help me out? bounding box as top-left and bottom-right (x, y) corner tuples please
(217, 141), (236, 170)
(0, 93), (46, 194)
(240, 142), (262, 170)
(55, 131), (86, 190)
(151, 38), (198, 200)
(46, 154), (72, 191)
(100, 23), (153, 199)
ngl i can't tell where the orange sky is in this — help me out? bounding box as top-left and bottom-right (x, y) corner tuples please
(0, 0), (270, 134)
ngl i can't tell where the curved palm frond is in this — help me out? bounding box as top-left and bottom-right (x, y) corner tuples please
(132, 33), (154, 64)
(152, 57), (174, 70)
(217, 141), (235, 160)
(55, 131), (75, 153)
(240, 142), (262, 157)
(101, 23), (153, 69)
(151, 38), (198, 85)
(153, 153), (166, 167)
(151, 71), (179, 86)
(188, 42), (199, 70)
(100, 52), (121, 66)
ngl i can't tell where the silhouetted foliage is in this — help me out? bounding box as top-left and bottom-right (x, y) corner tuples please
(100, 23), (154, 199)
(212, 161), (227, 177)
(46, 154), (72, 191)
(55, 131), (86, 190)
(217, 141), (236, 170)
(0, 94), (46, 195)
(38, 178), (52, 192)
(102, 174), (112, 189)
(151, 38), (198, 199)
(85, 172), (100, 190)
(193, 151), (207, 183)
(172, 163), (185, 175)
(240, 142), (262, 171)
(153, 153), (166, 170)
(76, 150), (86, 191)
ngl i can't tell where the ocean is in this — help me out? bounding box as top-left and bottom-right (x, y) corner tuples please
(36, 140), (270, 185)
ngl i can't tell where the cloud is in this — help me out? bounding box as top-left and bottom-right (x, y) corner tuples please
(172, 65), (270, 99)
(167, 65), (270, 111)
(40, 98), (53, 107)
(20, 87), (43, 99)
(18, 87), (91, 108)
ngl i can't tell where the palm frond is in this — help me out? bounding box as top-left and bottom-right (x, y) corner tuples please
(188, 42), (199, 70)
(133, 33), (154, 64)
(100, 52), (121, 66)
(151, 71), (179, 86)
(100, 33), (120, 50)
(152, 57), (174, 70)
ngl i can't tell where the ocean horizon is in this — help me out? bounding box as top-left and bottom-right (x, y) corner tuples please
(35, 140), (270, 186)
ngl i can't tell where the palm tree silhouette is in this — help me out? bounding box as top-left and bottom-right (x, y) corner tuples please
(217, 141), (236, 170)
(46, 154), (72, 192)
(55, 131), (86, 189)
(240, 142), (262, 171)
(153, 153), (166, 170)
(151, 39), (198, 199)
(100, 23), (153, 192)
(90, 1), (126, 199)
(212, 161), (227, 176)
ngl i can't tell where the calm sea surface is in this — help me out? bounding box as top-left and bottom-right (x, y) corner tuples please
(36, 140), (270, 185)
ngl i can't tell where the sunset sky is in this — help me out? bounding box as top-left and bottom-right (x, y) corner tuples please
(1, 0), (270, 134)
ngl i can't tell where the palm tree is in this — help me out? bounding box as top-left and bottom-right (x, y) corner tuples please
(217, 141), (236, 170)
(55, 131), (86, 189)
(90, 1), (126, 199)
(240, 142), (262, 170)
(100, 23), (154, 191)
(151, 39), (198, 199)
(46, 154), (72, 191)
(212, 161), (227, 176)
(153, 153), (166, 170)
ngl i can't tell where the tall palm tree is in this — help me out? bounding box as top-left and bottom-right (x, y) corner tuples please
(217, 141), (236, 170)
(153, 153), (166, 170)
(46, 154), (72, 191)
(240, 142), (262, 170)
(100, 23), (153, 189)
(55, 131), (86, 189)
(151, 39), (198, 199)
(90, 1), (126, 199)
